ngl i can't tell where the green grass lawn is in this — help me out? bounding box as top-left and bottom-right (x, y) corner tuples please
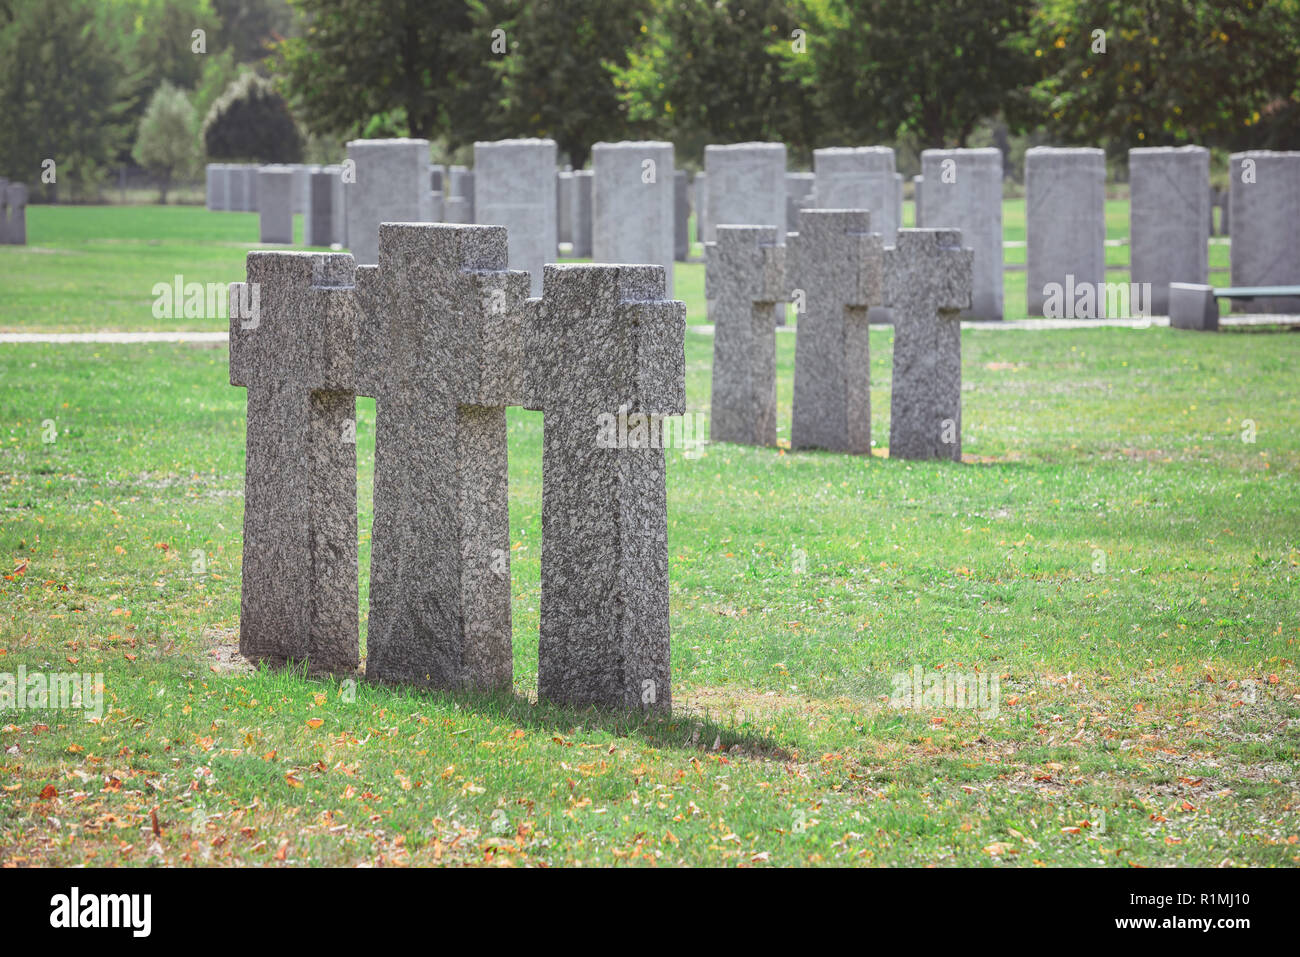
(0, 206), (1297, 867)
(0, 203), (1233, 333)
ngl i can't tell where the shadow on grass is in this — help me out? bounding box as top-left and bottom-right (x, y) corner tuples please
(259, 659), (795, 762)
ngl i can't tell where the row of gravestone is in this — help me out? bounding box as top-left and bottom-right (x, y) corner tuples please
(708, 214), (973, 461)
(229, 223), (685, 711)
(216, 141), (1300, 320)
(0, 178), (27, 245)
(704, 144), (1300, 319)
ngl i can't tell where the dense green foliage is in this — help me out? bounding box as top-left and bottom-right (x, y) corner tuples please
(0, 0), (1297, 192)
(133, 82), (203, 203)
(202, 72), (303, 162)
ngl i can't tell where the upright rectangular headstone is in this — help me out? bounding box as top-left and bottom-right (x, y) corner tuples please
(475, 138), (557, 296)
(258, 166), (294, 244)
(593, 141), (675, 291)
(0, 177), (8, 243)
(429, 163), (446, 193)
(290, 165), (315, 215)
(894, 173), (904, 234)
(3, 183), (25, 245)
(571, 169), (593, 257)
(206, 164), (220, 211)
(789, 209), (884, 453)
(1229, 150), (1300, 313)
(448, 166), (475, 221)
(814, 146), (898, 325)
(244, 166), (260, 212)
(705, 143), (787, 324)
(1025, 147), (1105, 317)
(354, 224), (531, 690)
(557, 170), (574, 247)
(216, 165), (232, 212)
(1129, 146), (1209, 316)
(920, 148), (1004, 320)
(704, 142), (786, 242)
(674, 169), (690, 261)
(228, 165), (248, 212)
(912, 176), (923, 226)
(332, 165), (347, 245)
(785, 172), (815, 233)
(344, 138), (433, 265)
(305, 167), (342, 247)
(228, 251), (361, 673)
(884, 229), (973, 461)
(694, 171), (708, 244)
(813, 147), (899, 239)
(705, 226), (786, 446)
(524, 264), (685, 712)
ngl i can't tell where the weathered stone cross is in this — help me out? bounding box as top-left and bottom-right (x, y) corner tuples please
(789, 209), (884, 453)
(524, 264), (685, 712)
(884, 228), (973, 461)
(230, 228), (687, 711)
(353, 224), (531, 691)
(229, 251), (361, 674)
(705, 225), (786, 446)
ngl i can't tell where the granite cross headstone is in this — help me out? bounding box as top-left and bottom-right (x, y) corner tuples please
(354, 223), (531, 691)
(789, 209), (884, 454)
(884, 229), (973, 461)
(523, 264), (685, 712)
(228, 251), (361, 673)
(705, 225), (786, 446)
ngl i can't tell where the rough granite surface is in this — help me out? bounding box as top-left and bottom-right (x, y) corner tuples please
(229, 251), (360, 674)
(705, 225), (786, 446)
(356, 224), (530, 691)
(884, 229), (973, 461)
(524, 264), (685, 713)
(789, 209), (883, 453)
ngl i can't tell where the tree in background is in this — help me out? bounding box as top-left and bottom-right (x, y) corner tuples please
(0, 0), (132, 199)
(783, 0), (1037, 150)
(193, 47), (252, 122)
(133, 81), (203, 202)
(274, 0), (497, 144)
(1024, 0), (1300, 153)
(615, 0), (815, 164)
(202, 72), (303, 162)
(212, 0), (295, 64)
(487, 0), (650, 168)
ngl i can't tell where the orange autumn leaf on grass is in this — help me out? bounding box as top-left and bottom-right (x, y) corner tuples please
(306, 718), (323, 729)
